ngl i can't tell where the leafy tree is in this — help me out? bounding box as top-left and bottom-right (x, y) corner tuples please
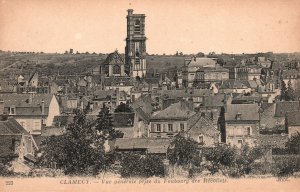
(216, 58), (225, 66)
(37, 109), (106, 176)
(205, 144), (236, 174)
(205, 144), (264, 177)
(0, 158), (14, 176)
(167, 134), (200, 166)
(286, 79), (295, 101)
(114, 103), (133, 113)
(286, 132), (300, 154)
(120, 152), (165, 178)
(196, 52), (205, 57)
(95, 104), (123, 140)
(280, 80), (287, 101)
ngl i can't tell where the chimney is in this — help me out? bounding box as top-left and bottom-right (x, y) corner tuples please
(127, 9), (133, 15)
(29, 93), (33, 104)
(116, 88), (120, 104)
(41, 100), (45, 115)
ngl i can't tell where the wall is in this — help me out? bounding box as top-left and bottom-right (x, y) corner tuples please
(225, 122), (259, 148)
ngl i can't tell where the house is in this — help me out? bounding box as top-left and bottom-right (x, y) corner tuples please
(0, 93), (60, 134)
(282, 69), (299, 89)
(114, 138), (171, 154)
(197, 93), (226, 126)
(160, 88), (212, 110)
(225, 103), (260, 147)
(149, 101), (195, 138)
(0, 117), (38, 172)
(260, 101), (300, 132)
(234, 64), (262, 81)
(274, 101), (300, 129)
(286, 111), (300, 138)
(186, 112), (220, 147)
(194, 66), (229, 84)
(219, 80), (252, 94)
(255, 56), (272, 68)
(182, 57), (217, 87)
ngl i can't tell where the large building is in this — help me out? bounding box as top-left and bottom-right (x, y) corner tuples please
(125, 9), (147, 77)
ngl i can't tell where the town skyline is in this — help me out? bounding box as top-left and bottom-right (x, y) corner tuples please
(1, 0), (300, 54)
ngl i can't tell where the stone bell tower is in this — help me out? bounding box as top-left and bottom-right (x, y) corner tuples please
(125, 9), (147, 78)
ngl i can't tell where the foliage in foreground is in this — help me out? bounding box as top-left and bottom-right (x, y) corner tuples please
(36, 105), (121, 176)
(120, 152), (165, 178)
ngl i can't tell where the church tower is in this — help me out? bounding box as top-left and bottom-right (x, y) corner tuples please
(125, 9), (147, 77)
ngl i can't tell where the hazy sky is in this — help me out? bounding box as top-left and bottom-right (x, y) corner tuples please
(0, 0), (300, 54)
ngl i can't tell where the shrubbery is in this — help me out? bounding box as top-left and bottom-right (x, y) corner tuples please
(120, 153), (165, 178)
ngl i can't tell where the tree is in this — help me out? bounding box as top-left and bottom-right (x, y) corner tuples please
(167, 134), (200, 166)
(120, 152), (165, 178)
(205, 144), (264, 177)
(0, 158), (14, 176)
(280, 80), (287, 101)
(286, 132), (300, 154)
(286, 79), (295, 101)
(217, 58), (225, 66)
(95, 104), (123, 140)
(218, 107), (226, 143)
(196, 52), (205, 57)
(114, 103), (133, 113)
(37, 108), (106, 176)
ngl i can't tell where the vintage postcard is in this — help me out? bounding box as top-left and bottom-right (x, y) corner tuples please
(0, 0), (300, 191)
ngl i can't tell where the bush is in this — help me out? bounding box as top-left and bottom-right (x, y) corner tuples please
(120, 153), (165, 178)
(204, 144), (264, 177)
(272, 156), (300, 177)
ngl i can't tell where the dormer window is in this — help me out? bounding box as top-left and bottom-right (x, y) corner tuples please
(10, 106), (16, 115)
(235, 113), (242, 120)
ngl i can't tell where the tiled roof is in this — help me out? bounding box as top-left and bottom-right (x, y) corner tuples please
(225, 103), (259, 121)
(114, 138), (171, 153)
(131, 95), (154, 115)
(0, 117), (29, 135)
(0, 93), (52, 107)
(0, 118), (30, 157)
(286, 111), (300, 126)
(186, 57), (216, 68)
(220, 80), (251, 89)
(274, 101), (300, 117)
(160, 89), (211, 99)
(102, 77), (133, 86)
(282, 69), (299, 78)
(135, 107), (151, 122)
(101, 50), (125, 66)
(187, 113), (219, 137)
(93, 89), (115, 100)
(202, 94), (225, 107)
(152, 101), (195, 120)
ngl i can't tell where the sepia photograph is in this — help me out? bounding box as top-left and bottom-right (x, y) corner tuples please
(0, 0), (300, 191)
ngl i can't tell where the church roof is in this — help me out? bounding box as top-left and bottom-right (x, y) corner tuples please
(102, 50), (125, 66)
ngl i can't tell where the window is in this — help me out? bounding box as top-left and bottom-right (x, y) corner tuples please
(180, 123), (185, 131)
(10, 107), (15, 115)
(198, 135), (204, 143)
(168, 124), (173, 132)
(156, 124), (161, 132)
(247, 127), (251, 135)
